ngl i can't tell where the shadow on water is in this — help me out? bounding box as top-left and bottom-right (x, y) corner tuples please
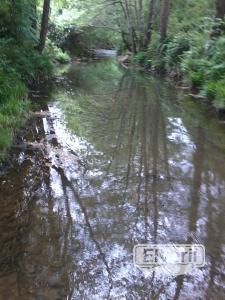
(0, 58), (225, 299)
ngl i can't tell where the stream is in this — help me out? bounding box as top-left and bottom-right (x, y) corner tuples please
(0, 57), (225, 299)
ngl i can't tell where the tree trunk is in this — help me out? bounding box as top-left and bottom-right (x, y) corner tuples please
(135, 0), (143, 50)
(159, 0), (169, 42)
(121, 30), (132, 51)
(216, 0), (225, 19)
(124, 0), (137, 53)
(31, 2), (37, 33)
(210, 0), (225, 38)
(143, 0), (154, 49)
(38, 0), (51, 53)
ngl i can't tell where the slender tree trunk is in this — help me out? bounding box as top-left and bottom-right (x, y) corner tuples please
(135, 0), (143, 50)
(210, 0), (225, 38)
(121, 30), (132, 51)
(124, 0), (137, 53)
(159, 0), (170, 42)
(143, 0), (154, 49)
(31, 2), (37, 33)
(38, 0), (51, 53)
(216, 0), (225, 19)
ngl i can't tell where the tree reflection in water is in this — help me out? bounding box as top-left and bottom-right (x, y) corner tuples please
(0, 59), (225, 299)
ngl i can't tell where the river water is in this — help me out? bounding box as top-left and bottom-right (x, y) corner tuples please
(0, 58), (225, 299)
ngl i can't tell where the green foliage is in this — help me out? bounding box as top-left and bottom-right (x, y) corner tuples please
(165, 34), (190, 70)
(140, 35), (171, 72)
(50, 0), (121, 52)
(0, 0), (55, 158)
(83, 27), (120, 49)
(49, 0), (225, 110)
(134, 51), (149, 65)
(0, 38), (53, 81)
(203, 81), (218, 99)
(48, 22), (71, 47)
(45, 40), (71, 64)
(0, 68), (30, 158)
(0, 41), (52, 157)
(181, 54), (210, 88)
(0, 69), (26, 103)
(203, 81), (225, 109)
(0, 0), (37, 44)
(169, 1), (214, 34)
(139, 12), (225, 110)
(116, 41), (127, 55)
(54, 49), (71, 64)
(48, 23), (91, 56)
(49, 22), (119, 56)
(180, 31), (225, 109)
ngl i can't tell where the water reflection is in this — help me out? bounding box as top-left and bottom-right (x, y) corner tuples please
(0, 59), (225, 299)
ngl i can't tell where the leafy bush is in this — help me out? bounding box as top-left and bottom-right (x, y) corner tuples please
(213, 82), (225, 110)
(0, 67), (30, 157)
(0, 67), (26, 102)
(179, 32), (225, 108)
(0, 0), (55, 159)
(180, 33), (209, 87)
(55, 50), (71, 64)
(165, 34), (190, 70)
(134, 51), (148, 65)
(203, 81), (218, 99)
(117, 41), (127, 55)
(143, 35), (171, 72)
(137, 14), (225, 109)
(203, 80), (225, 109)
(45, 41), (71, 64)
(0, 37), (52, 157)
(0, 38), (53, 82)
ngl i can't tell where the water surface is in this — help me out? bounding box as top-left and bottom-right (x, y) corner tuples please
(0, 58), (225, 299)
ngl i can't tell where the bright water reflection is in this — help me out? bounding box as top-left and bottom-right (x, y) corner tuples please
(0, 59), (225, 299)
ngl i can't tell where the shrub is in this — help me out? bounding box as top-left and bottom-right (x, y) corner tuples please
(214, 87), (225, 110)
(189, 71), (205, 88)
(45, 41), (71, 64)
(55, 51), (71, 64)
(180, 39), (210, 88)
(203, 81), (218, 99)
(0, 37), (53, 157)
(0, 38), (53, 82)
(204, 80), (225, 110)
(165, 34), (190, 70)
(0, 68), (30, 157)
(134, 51), (148, 65)
(144, 35), (171, 72)
(0, 1), (55, 159)
(116, 41), (127, 55)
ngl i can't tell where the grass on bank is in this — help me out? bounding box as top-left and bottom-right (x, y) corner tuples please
(0, 68), (30, 159)
(0, 37), (71, 160)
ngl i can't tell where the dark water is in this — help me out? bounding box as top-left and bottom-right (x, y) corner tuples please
(0, 58), (225, 300)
